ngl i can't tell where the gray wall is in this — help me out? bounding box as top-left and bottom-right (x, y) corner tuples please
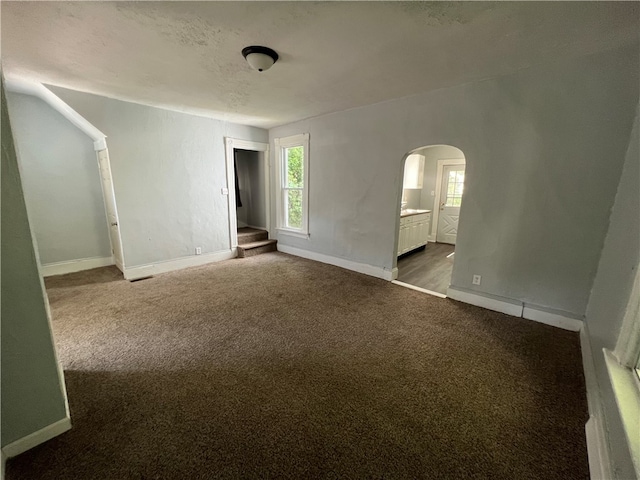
(269, 45), (639, 317)
(6, 92), (112, 265)
(1, 81), (68, 447)
(48, 87), (268, 268)
(235, 149), (267, 229)
(584, 105), (639, 479)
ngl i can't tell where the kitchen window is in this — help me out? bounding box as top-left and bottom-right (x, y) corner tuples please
(275, 133), (309, 238)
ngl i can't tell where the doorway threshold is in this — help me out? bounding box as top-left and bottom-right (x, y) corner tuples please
(391, 280), (447, 298)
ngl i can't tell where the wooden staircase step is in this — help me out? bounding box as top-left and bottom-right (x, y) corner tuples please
(237, 239), (277, 258)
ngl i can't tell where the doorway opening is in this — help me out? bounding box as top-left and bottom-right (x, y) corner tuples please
(224, 138), (276, 258)
(392, 145), (466, 297)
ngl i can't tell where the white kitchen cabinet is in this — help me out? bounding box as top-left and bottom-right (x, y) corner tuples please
(397, 212), (431, 256)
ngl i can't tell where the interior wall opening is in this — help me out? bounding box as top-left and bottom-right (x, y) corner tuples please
(234, 148), (267, 231)
(393, 145), (466, 297)
(226, 140), (276, 258)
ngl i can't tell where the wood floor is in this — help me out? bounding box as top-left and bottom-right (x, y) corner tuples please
(397, 242), (455, 294)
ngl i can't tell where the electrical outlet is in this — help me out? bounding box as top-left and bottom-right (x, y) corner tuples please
(472, 274), (481, 285)
(195, 247), (202, 255)
(431, 190), (435, 196)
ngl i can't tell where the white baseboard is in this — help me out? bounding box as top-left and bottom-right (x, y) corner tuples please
(1, 416), (71, 458)
(523, 305), (583, 332)
(391, 267), (399, 280)
(580, 325), (613, 480)
(446, 286), (524, 317)
(446, 287), (585, 332)
(392, 280), (447, 298)
(123, 249), (236, 280)
(41, 256), (114, 277)
(277, 244), (393, 281)
(581, 326), (602, 416)
(585, 416), (613, 480)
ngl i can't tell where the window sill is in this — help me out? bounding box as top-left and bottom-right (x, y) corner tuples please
(277, 228), (310, 240)
(604, 349), (640, 477)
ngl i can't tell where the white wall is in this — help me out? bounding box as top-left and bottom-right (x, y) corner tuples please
(6, 92), (112, 265)
(1, 82), (68, 448)
(48, 87), (268, 269)
(583, 104), (639, 479)
(269, 45), (639, 317)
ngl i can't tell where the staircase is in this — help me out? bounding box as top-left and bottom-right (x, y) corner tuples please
(237, 228), (277, 258)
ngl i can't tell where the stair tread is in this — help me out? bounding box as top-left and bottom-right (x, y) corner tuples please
(237, 239), (277, 250)
(237, 228), (269, 245)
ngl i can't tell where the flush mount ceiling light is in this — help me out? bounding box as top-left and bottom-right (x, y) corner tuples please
(242, 46), (279, 72)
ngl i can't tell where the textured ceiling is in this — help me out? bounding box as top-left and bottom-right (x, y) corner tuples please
(2, 1), (639, 128)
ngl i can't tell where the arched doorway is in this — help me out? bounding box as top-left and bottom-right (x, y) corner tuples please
(392, 145), (466, 296)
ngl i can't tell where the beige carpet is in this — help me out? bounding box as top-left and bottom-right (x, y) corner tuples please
(7, 252), (589, 479)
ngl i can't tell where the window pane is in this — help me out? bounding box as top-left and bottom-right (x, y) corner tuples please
(285, 189), (303, 229)
(455, 182), (464, 195)
(285, 146), (304, 188)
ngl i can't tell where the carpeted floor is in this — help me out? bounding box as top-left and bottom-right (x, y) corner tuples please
(7, 252), (589, 479)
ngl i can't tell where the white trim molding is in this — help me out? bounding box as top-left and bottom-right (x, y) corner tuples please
(605, 349), (640, 478)
(277, 244), (393, 281)
(224, 138), (271, 249)
(446, 286), (584, 331)
(522, 304), (583, 332)
(580, 326), (615, 480)
(391, 267), (399, 280)
(123, 249), (236, 281)
(274, 133), (310, 237)
(585, 416), (613, 480)
(1, 416), (71, 459)
(603, 261), (640, 478)
(4, 76), (107, 151)
(392, 280), (447, 298)
(41, 256), (115, 277)
(614, 261), (640, 367)
(446, 286), (524, 317)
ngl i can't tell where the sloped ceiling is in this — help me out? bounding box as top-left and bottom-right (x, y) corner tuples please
(2, 1), (638, 128)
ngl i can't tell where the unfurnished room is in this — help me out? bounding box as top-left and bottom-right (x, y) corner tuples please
(1, 2), (639, 479)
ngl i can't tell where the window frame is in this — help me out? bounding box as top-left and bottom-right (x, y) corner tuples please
(444, 168), (465, 207)
(605, 261), (640, 477)
(274, 133), (310, 238)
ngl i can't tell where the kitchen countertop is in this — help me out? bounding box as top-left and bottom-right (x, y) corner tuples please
(400, 209), (431, 218)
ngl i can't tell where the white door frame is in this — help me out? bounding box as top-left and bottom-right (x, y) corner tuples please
(430, 158), (466, 242)
(97, 148), (125, 271)
(224, 138), (270, 249)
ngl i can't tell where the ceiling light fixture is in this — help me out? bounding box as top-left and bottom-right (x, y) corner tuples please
(242, 46), (279, 72)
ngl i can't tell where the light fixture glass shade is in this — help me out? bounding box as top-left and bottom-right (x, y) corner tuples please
(242, 46), (278, 72)
(245, 52), (275, 72)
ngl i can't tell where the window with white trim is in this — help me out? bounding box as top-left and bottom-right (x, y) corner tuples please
(444, 168), (465, 207)
(606, 262), (640, 477)
(275, 134), (309, 237)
